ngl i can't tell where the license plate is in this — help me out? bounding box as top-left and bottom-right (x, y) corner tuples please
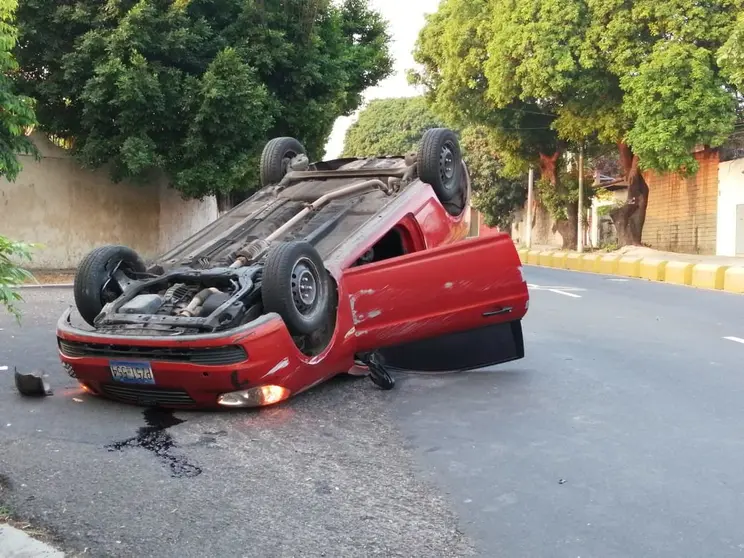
(110, 361), (155, 385)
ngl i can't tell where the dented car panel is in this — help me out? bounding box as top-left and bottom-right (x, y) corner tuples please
(341, 234), (528, 370)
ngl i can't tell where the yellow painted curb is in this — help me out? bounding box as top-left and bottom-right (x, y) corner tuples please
(639, 259), (668, 282)
(665, 261), (694, 286)
(724, 267), (744, 294)
(691, 263), (730, 290)
(518, 249), (528, 264)
(598, 255), (620, 275)
(565, 253), (583, 271)
(539, 251), (554, 267)
(617, 257), (642, 278)
(581, 254), (601, 273)
(527, 250), (541, 265)
(551, 252), (568, 269)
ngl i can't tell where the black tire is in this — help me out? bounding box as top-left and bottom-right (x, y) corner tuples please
(417, 128), (464, 204)
(73, 245), (146, 326)
(261, 241), (331, 336)
(260, 137), (306, 187)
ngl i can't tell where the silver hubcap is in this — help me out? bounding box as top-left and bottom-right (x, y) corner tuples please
(292, 259), (319, 313)
(440, 143), (456, 188)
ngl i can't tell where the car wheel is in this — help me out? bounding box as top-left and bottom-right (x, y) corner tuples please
(73, 245), (146, 326)
(261, 241), (332, 336)
(260, 137), (307, 187)
(417, 128), (464, 204)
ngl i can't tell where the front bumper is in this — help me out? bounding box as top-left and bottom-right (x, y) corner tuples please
(56, 308), (351, 409)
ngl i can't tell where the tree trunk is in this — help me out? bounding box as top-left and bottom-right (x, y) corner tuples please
(553, 200), (578, 249)
(539, 151), (577, 249)
(529, 152), (561, 232)
(610, 142), (649, 247)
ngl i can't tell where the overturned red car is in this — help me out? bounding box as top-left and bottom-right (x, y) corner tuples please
(56, 128), (529, 409)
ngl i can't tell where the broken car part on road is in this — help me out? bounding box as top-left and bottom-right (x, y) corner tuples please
(55, 129), (530, 410)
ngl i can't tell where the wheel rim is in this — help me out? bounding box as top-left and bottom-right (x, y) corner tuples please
(291, 257), (320, 315)
(439, 141), (457, 191)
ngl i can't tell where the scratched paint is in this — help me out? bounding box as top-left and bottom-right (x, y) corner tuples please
(264, 357), (289, 377)
(367, 310), (382, 319)
(344, 327), (357, 340)
(444, 282), (454, 289)
(349, 288), (376, 325)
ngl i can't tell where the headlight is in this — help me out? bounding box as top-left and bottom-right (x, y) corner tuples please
(217, 385), (291, 408)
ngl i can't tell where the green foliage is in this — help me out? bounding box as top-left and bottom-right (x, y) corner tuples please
(0, 0), (38, 181)
(460, 126), (526, 229)
(410, 0), (560, 175)
(14, 0), (393, 198)
(718, 13), (744, 91)
(342, 97), (445, 157)
(0, 235), (34, 322)
(622, 43), (736, 175)
(537, 163), (594, 222)
(597, 202), (621, 217)
(412, 0), (744, 178)
(0, 0), (37, 321)
(585, 0), (744, 170)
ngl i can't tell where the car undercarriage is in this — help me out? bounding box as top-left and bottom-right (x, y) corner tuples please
(72, 129), (469, 362)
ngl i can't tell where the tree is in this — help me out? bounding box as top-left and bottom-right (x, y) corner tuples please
(342, 96), (445, 157)
(0, 236), (33, 321)
(409, 0), (583, 248)
(13, 0), (393, 198)
(0, 0), (37, 179)
(459, 126), (526, 230)
(412, 0), (744, 248)
(0, 0), (38, 321)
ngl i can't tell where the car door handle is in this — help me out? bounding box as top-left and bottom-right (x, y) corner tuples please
(482, 307), (513, 317)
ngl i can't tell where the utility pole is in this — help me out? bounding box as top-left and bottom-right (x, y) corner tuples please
(577, 147), (584, 253)
(526, 167), (534, 249)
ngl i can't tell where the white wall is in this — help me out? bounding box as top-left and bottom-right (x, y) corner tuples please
(0, 133), (219, 269)
(158, 183), (219, 254)
(716, 158), (744, 256)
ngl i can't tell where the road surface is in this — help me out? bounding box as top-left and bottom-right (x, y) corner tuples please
(2, 266), (744, 557)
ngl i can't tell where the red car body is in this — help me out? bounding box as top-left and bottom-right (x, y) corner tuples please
(56, 153), (529, 409)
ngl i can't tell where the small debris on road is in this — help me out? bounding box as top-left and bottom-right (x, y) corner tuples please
(14, 368), (53, 397)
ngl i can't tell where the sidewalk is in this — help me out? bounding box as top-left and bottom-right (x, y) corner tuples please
(519, 245), (744, 294)
(0, 524), (65, 557)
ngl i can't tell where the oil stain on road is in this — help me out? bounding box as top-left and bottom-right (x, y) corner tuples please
(106, 408), (202, 478)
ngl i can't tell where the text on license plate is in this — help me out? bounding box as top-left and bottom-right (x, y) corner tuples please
(110, 361), (155, 385)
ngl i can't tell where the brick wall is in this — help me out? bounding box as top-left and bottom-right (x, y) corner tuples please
(642, 149), (719, 254)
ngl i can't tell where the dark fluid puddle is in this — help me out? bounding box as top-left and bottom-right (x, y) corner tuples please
(106, 408), (202, 478)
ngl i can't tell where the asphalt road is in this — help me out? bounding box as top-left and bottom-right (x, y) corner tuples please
(2, 267), (744, 557)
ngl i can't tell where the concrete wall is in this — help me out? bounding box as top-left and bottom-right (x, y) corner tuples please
(642, 149), (719, 254)
(717, 157), (744, 256)
(158, 182), (218, 254)
(0, 133), (218, 269)
(510, 204), (562, 248)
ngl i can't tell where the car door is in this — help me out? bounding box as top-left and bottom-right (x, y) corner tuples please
(342, 234), (529, 372)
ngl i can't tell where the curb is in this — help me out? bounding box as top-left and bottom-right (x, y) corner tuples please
(518, 249), (744, 294)
(17, 283), (73, 289)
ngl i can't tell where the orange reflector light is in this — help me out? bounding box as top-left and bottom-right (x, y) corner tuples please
(217, 385), (291, 408)
(78, 381), (96, 395)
